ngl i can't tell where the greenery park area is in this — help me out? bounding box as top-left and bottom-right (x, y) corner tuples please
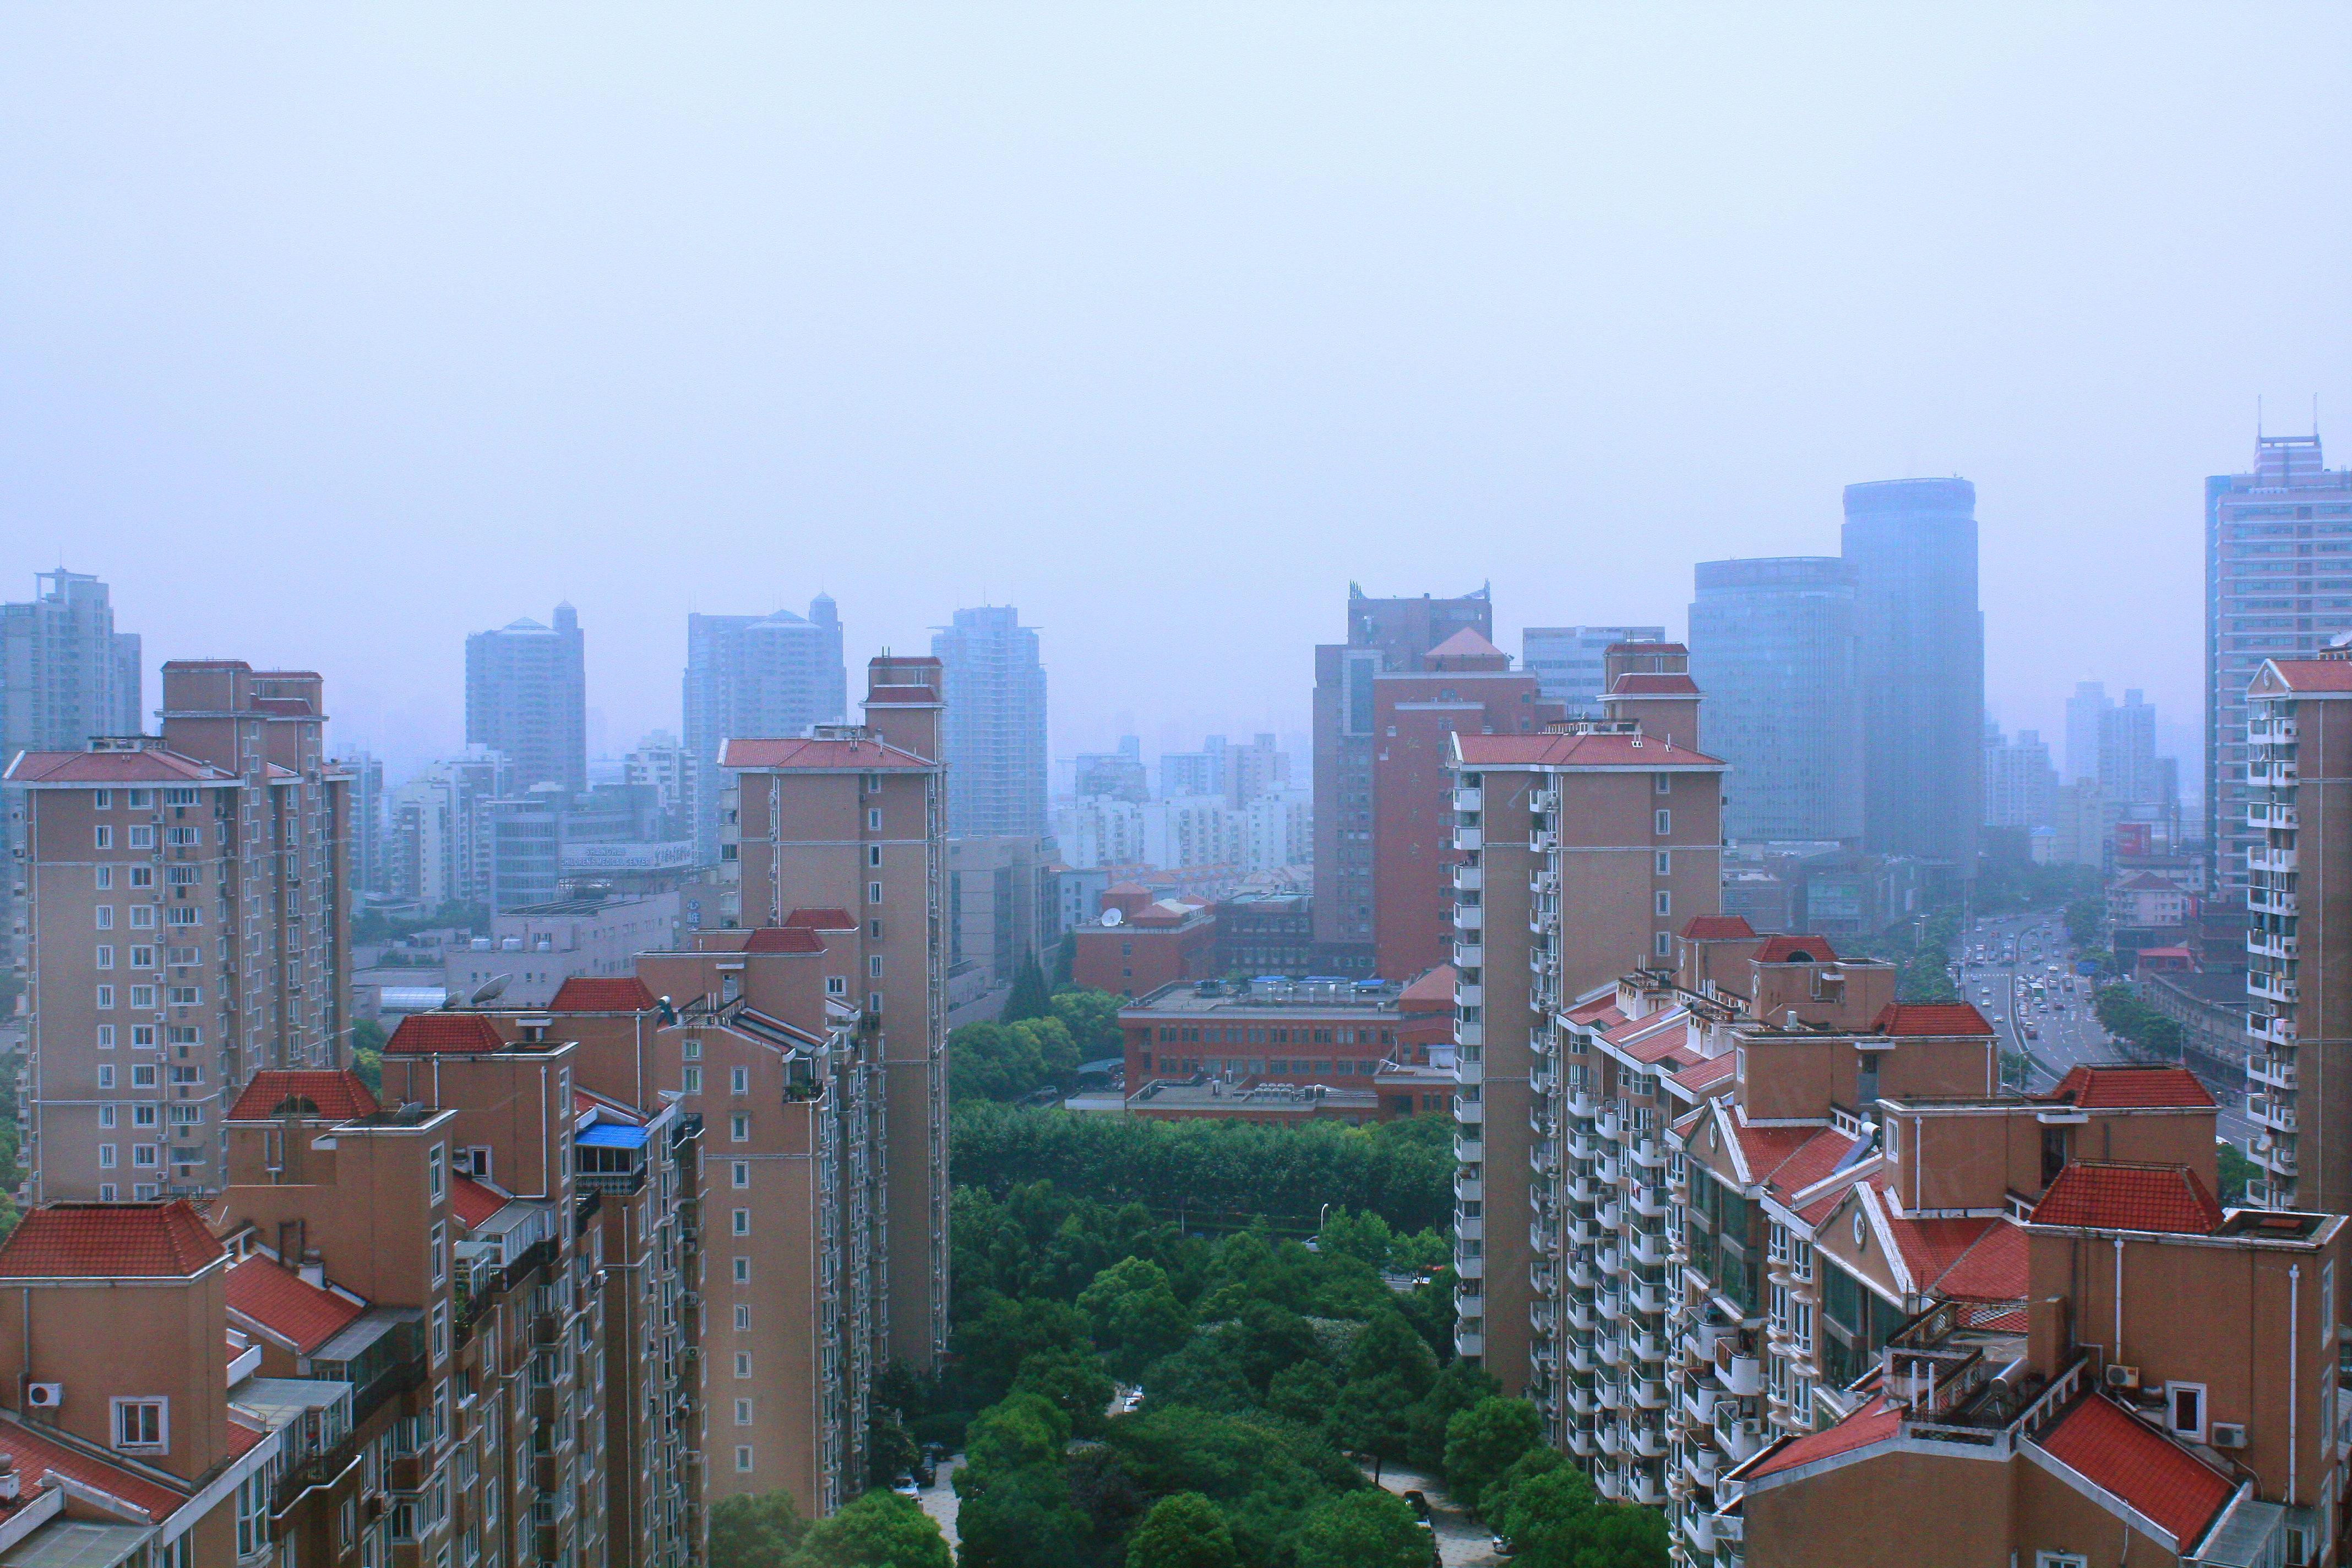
(707, 978), (1669, 1567)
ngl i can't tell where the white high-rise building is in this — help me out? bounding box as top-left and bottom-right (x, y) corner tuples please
(934, 605), (1048, 839)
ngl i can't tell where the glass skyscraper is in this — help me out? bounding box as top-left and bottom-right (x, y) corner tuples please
(1687, 556), (1861, 845)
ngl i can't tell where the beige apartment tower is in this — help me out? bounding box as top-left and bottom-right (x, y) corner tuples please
(717, 654), (950, 1367)
(5, 660), (351, 1204)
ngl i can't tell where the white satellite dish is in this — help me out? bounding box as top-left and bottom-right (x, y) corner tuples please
(1101, 908), (1123, 927)
(469, 973), (513, 1005)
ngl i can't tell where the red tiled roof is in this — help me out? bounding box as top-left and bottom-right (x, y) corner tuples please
(1754, 934), (1838, 964)
(716, 737), (932, 770)
(2113, 872), (2190, 892)
(2034, 1393), (2234, 1546)
(2045, 1066), (2215, 1110)
(0, 1201), (224, 1279)
(0, 1415), (186, 1519)
(226, 1255), (365, 1353)
(1733, 1122), (1820, 1184)
(547, 976), (658, 1012)
(1565, 995), (1627, 1027)
(450, 1175), (508, 1230)
(1882, 1214), (1997, 1291)
(1934, 1220), (2028, 1303)
(226, 1070), (380, 1123)
(385, 1012), (507, 1054)
(1398, 965), (1457, 1006)
(226, 1420), (268, 1459)
(2262, 658), (2352, 693)
(1681, 914), (1756, 941)
(783, 908), (858, 930)
(1427, 627), (1505, 660)
(2030, 1162), (2223, 1235)
(1870, 1003), (1994, 1037)
(1670, 1055), (1737, 1097)
(1608, 672), (1700, 695)
(1746, 1395), (1901, 1478)
(742, 927), (825, 954)
(1, 748), (235, 785)
(1762, 1129), (1861, 1202)
(1453, 731), (1724, 769)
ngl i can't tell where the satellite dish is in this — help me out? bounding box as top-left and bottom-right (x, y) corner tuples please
(1101, 908), (1123, 928)
(469, 973), (513, 1005)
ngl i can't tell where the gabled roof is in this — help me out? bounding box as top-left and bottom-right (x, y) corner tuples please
(226, 1070), (380, 1123)
(450, 1175), (509, 1230)
(742, 926), (825, 954)
(1398, 965), (1457, 1006)
(2045, 1065), (2214, 1110)
(1670, 1055), (1737, 1099)
(2030, 1162), (2224, 1235)
(0, 1414), (187, 1520)
(0, 1202), (224, 1280)
(1869, 1002), (1994, 1038)
(1608, 671), (1700, 695)
(1681, 914), (1757, 941)
(1426, 627), (1505, 660)
(1453, 731), (1725, 769)
(2032, 1393), (2235, 1548)
(1, 747), (236, 786)
(717, 736), (933, 771)
(1933, 1219), (2029, 1302)
(2258, 657), (2352, 694)
(385, 1012), (507, 1054)
(783, 908), (858, 930)
(1761, 1128), (1863, 1204)
(1746, 1395), (1901, 1479)
(547, 976), (658, 1012)
(1755, 934), (1838, 964)
(226, 1255), (365, 1354)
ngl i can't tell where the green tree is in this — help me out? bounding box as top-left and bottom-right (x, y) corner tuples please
(954, 1395), (1091, 1568)
(1485, 1462), (1600, 1563)
(707, 1489), (809, 1568)
(1292, 1490), (1430, 1568)
(950, 1295), (1094, 1409)
(1080, 1257), (1194, 1378)
(1050, 986), (1126, 1060)
(1124, 1491), (1240, 1568)
(1443, 1397), (1541, 1508)
(1004, 952), (1054, 1022)
(1266, 1362), (1339, 1426)
(2066, 897), (2104, 949)
(1316, 1206), (1396, 1270)
(2219, 1140), (2258, 1206)
(1014, 1015), (1082, 1079)
(865, 1402), (919, 1489)
(948, 1021), (1049, 1103)
(790, 1489), (950, 1568)
(1012, 1344), (1118, 1439)
(349, 1017), (387, 1096)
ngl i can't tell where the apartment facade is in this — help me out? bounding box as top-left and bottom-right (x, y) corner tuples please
(467, 605), (587, 796)
(682, 598), (847, 862)
(717, 655), (950, 1370)
(1312, 584), (1494, 967)
(1449, 644), (1727, 1399)
(1843, 477), (1982, 872)
(1687, 558), (1861, 846)
(5, 661), (352, 1204)
(2208, 434), (2352, 901)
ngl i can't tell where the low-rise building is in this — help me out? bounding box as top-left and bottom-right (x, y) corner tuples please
(441, 891), (682, 1008)
(1118, 970), (1452, 1089)
(1071, 886), (1216, 996)
(2108, 872), (2197, 930)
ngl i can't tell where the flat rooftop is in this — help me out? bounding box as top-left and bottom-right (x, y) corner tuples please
(1122, 978), (1408, 1016)
(1127, 1080), (1380, 1112)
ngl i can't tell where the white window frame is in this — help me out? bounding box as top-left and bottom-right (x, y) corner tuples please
(868, 880), (883, 904)
(2165, 1381), (2207, 1444)
(730, 1113), (749, 1142)
(111, 1397), (168, 1452)
(1654, 808), (1672, 835)
(729, 1066), (749, 1095)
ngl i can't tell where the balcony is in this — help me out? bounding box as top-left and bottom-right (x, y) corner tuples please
(2248, 1054), (2297, 1090)
(1598, 1107), (1623, 1139)
(1531, 1141), (1560, 1176)
(1631, 1379), (1670, 1413)
(1629, 1137), (1669, 1170)
(1453, 863), (1483, 894)
(2247, 1095), (2297, 1133)
(1598, 1289), (1626, 1324)
(1453, 1327), (1485, 1359)
(1564, 1297), (1596, 1332)
(1530, 868), (1558, 897)
(1629, 1186), (1672, 1222)
(1567, 1257), (1598, 1291)
(1452, 788), (1484, 813)
(1716, 1351), (1763, 1396)
(1454, 980), (1484, 1009)
(1453, 1169), (1484, 1202)
(2251, 1137), (2299, 1177)
(1452, 1132), (1484, 1164)
(1455, 1284), (1484, 1320)
(1565, 1088), (1596, 1119)
(1625, 1469), (1668, 1506)
(1455, 1052), (1484, 1087)
(1529, 1299), (1556, 1333)
(1565, 1338), (1596, 1374)
(1597, 1152), (1624, 1185)
(2250, 843), (2299, 873)
(1453, 903), (1484, 934)
(1566, 1130), (1599, 1161)
(1452, 1094), (1484, 1125)
(2248, 890), (2299, 918)
(1630, 1278), (1672, 1314)
(2248, 716), (2299, 744)
(1455, 825), (1483, 852)
(1529, 828), (1558, 853)
(1453, 1249), (1485, 1281)
(1598, 1333), (1628, 1368)
(1598, 1198), (1626, 1232)
(1529, 1102), (1556, 1137)
(1597, 1245), (1625, 1278)
(2248, 929), (2299, 960)
(1682, 1385), (1719, 1428)
(2250, 970), (2300, 1004)
(1455, 1213), (1485, 1243)
(1716, 1418), (1763, 1463)
(2249, 802), (2299, 830)
(1563, 1381), (1595, 1417)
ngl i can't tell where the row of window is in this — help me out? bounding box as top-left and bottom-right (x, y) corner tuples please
(92, 824), (209, 850)
(1152, 1022), (1394, 1046)
(88, 788), (203, 810)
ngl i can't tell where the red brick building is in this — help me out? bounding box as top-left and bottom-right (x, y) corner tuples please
(1070, 883), (1217, 995)
(1119, 967), (1454, 1090)
(1371, 630), (1562, 979)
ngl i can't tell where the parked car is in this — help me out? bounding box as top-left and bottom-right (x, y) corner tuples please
(1493, 1536), (1516, 1558)
(890, 1474), (920, 1499)
(1402, 1490), (1430, 1520)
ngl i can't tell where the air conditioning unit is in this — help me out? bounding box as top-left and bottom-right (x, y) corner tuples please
(2212, 1423), (2249, 1450)
(24, 1384), (62, 1409)
(2104, 1364), (2140, 1391)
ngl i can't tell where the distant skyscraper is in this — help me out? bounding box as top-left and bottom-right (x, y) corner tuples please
(1520, 625), (1668, 711)
(1843, 477), (1983, 870)
(682, 596), (847, 857)
(466, 602), (586, 794)
(2065, 680), (2110, 786)
(2099, 689), (2161, 807)
(1313, 584), (1493, 966)
(934, 605), (1048, 839)
(1072, 737), (1147, 802)
(1982, 721), (2058, 831)
(2207, 433), (2352, 899)
(345, 749), (388, 892)
(1687, 557), (1861, 845)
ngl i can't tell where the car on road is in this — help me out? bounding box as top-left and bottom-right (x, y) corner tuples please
(1122, 1388), (1145, 1414)
(890, 1474), (921, 1499)
(1493, 1535), (1516, 1557)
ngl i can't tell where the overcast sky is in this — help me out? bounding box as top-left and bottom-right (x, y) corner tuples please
(5, 6), (2346, 790)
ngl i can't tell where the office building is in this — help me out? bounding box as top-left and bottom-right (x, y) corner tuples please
(717, 656), (951, 1369)
(1843, 478), (1982, 871)
(2208, 433), (2352, 900)
(1313, 585), (1495, 967)
(1521, 625), (1668, 712)
(4, 661), (352, 1204)
(946, 834), (1059, 989)
(466, 603), (587, 796)
(1981, 722), (2057, 831)
(682, 598), (847, 859)
(1687, 559), (1861, 845)
(2065, 679), (2109, 786)
(932, 606), (1047, 840)
(1446, 643), (1727, 1400)
(1157, 733), (1287, 808)
(1073, 737), (1147, 803)
(1371, 630), (1560, 981)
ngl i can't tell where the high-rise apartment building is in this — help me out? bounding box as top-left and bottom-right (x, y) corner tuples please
(718, 656), (950, 1369)
(2099, 688), (2162, 807)
(1982, 722), (2057, 831)
(624, 729), (693, 839)
(1687, 558), (1861, 846)
(1446, 643), (1725, 1398)
(344, 748), (388, 894)
(1073, 737), (1148, 803)
(682, 598), (847, 859)
(933, 606), (1047, 840)
(1313, 585), (1494, 967)
(467, 603), (587, 795)
(2065, 679), (2109, 786)
(2207, 433), (2352, 900)
(4, 661), (351, 1204)
(1521, 625), (1668, 712)
(1843, 478), (1983, 872)
(0, 568), (141, 765)
(1371, 631), (1559, 981)
(390, 748), (510, 908)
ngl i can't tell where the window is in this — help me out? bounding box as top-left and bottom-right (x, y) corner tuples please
(96, 1025), (115, 1049)
(128, 825), (154, 849)
(129, 985), (155, 1009)
(112, 1398), (167, 1451)
(682, 1038), (703, 1060)
(131, 946), (153, 968)
(732, 1208), (750, 1235)
(96, 905), (115, 931)
(430, 1222), (447, 1284)
(734, 1353), (752, 1379)
(94, 790), (112, 810)
(2166, 1382), (2207, 1442)
(1654, 851), (1670, 875)
(869, 955), (884, 978)
(133, 1144), (159, 1167)
(730, 1113), (749, 1142)
(734, 1305), (752, 1331)
(95, 984), (115, 1010)
(132, 1065), (157, 1088)
(868, 880), (883, 904)
(132, 1026), (154, 1048)
(167, 905), (199, 925)
(867, 808), (882, 831)
(94, 825), (112, 849)
(1654, 931), (1673, 958)
(825, 975), (847, 997)
(1654, 891), (1671, 917)
(1654, 772), (1673, 794)
(1654, 809), (1671, 835)
(431, 1302), (449, 1365)
(867, 845), (882, 867)
(236, 1466), (270, 1558)
(94, 865), (113, 891)
(99, 1144), (117, 1169)
(98, 1070), (116, 1093)
(2035, 1556), (2089, 1568)
(734, 1398), (753, 1425)
(126, 790), (149, 809)
(682, 1066), (701, 1095)
(732, 1161), (749, 1188)
(164, 788), (196, 807)
(427, 1144), (446, 1200)
(729, 1065), (749, 1095)
(735, 1446), (754, 1473)
(732, 1256), (750, 1283)
(129, 904), (154, 928)
(96, 945), (115, 970)
(98, 1183), (116, 1201)
(166, 986), (199, 1006)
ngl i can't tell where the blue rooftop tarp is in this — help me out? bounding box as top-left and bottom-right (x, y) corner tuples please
(577, 1122), (648, 1148)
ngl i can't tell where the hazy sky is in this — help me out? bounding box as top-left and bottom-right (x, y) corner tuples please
(6, 6), (2346, 788)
